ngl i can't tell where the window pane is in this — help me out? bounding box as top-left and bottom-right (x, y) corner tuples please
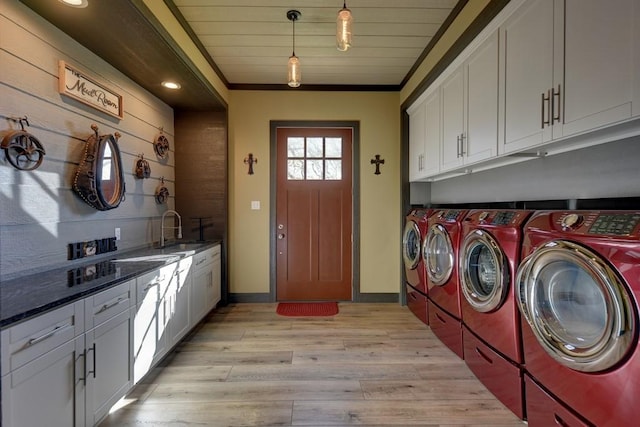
(325, 138), (342, 158)
(306, 137), (323, 158)
(325, 160), (342, 180)
(306, 159), (323, 180)
(287, 159), (304, 180)
(287, 137), (304, 157)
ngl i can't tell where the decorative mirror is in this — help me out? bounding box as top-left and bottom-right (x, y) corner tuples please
(73, 124), (126, 211)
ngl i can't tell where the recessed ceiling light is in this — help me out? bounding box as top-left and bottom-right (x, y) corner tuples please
(161, 81), (181, 90)
(59, 0), (88, 8)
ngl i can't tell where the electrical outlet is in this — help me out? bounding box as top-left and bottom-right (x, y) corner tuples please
(251, 201), (260, 210)
(115, 227), (121, 241)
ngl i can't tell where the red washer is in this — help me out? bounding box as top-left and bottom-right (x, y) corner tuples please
(403, 208), (433, 324)
(517, 210), (640, 426)
(424, 209), (468, 358)
(458, 209), (532, 419)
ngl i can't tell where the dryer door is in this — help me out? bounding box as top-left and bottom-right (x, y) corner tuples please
(402, 220), (421, 270)
(517, 240), (635, 372)
(424, 224), (454, 286)
(459, 229), (509, 312)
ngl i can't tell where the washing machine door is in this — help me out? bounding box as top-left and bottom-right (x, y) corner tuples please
(402, 220), (421, 270)
(517, 240), (635, 372)
(459, 229), (509, 313)
(424, 224), (454, 286)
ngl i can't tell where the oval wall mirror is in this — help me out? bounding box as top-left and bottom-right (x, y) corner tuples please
(73, 124), (126, 211)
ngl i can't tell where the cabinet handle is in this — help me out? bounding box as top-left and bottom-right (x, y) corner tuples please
(196, 258), (206, 266)
(87, 343), (96, 379)
(78, 350), (87, 385)
(552, 84), (561, 124)
(541, 90), (551, 128)
(23, 323), (71, 350)
(143, 282), (159, 294)
(96, 297), (126, 314)
(456, 135), (461, 158)
(460, 133), (466, 156)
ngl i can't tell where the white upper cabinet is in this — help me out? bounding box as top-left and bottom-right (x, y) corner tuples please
(501, 0), (555, 154)
(442, 30), (499, 173)
(501, 0), (639, 154)
(557, 0), (636, 138)
(408, 89), (440, 181)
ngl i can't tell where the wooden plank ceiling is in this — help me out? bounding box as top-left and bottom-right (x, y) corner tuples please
(18, 0), (459, 110)
(174, 0), (458, 86)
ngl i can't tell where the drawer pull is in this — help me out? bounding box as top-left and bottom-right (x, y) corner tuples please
(24, 323), (71, 349)
(96, 297), (126, 314)
(475, 346), (493, 365)
(196, 258), (206, 266)
(435, 312), (446, 324)
(554, 413), (570, 427)
(143, 282), (159, 293)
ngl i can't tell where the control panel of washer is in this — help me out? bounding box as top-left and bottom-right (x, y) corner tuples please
(588, 213), (640, 236)
(551, 211), (640, 236)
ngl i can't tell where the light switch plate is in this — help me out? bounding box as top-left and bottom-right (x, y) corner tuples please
(251, 201), (260, 210)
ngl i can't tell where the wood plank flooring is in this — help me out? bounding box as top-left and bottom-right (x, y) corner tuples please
(99, 303), (525, 427)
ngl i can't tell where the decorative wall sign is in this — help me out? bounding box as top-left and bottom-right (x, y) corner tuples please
(68, 237), (117, 260)
(58, 61), (124, 119)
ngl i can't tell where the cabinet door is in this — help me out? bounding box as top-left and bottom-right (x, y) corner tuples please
(501, 0), (554, 154)
(423, 89), (441, 178)
(2, 336), (84, 427)
(440, 67), (465, 172)
(190, 263), (212, 325)
(209, 250), (222, 311)
(85, 309), (133, 426)
(408, 99), (427, 181)
(465, 30), (499, 164)
(555, 0), (635, 138)
(134, 267), (171, 383)
(169, 258), (192, 346)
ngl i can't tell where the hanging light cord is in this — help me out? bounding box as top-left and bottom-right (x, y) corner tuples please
(292, 15), (296, 56)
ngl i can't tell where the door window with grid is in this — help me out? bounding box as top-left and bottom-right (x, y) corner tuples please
(287, 136), (342, 180)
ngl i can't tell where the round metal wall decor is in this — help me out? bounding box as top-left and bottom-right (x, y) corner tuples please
(135, 154), (151, 179)
(1, 117), (46, 171)
(73, 124), (126, 211)
(154, 133), (170, 159)
(155, 177), (169, 204)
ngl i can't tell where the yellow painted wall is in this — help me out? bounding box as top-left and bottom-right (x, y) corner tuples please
(228, 91), (401, 296)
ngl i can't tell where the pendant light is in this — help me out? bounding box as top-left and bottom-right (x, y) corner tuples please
(287, 10), (301, 88)
(336, 1), (352, 51)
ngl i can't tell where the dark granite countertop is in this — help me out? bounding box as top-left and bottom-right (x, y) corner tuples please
(0, 241), (220, 328)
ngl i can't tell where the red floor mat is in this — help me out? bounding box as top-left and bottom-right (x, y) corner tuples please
(276, 302), (339, 317)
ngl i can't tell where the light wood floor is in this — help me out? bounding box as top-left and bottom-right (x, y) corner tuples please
(99, 303), (526, 427)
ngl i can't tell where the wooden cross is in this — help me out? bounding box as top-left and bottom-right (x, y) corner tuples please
(370, 154), (385, 175)
(244, 153), (258, 175)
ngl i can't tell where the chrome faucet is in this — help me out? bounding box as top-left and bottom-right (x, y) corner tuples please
(160, 209), (182, 248)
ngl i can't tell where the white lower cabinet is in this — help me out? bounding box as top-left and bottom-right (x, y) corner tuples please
(2, 244), (221, 426)
(1, 280), (134, 427)
(190, 245), (221, 325)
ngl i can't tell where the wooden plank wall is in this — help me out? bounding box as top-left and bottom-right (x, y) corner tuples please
(1, 0), (175, 280)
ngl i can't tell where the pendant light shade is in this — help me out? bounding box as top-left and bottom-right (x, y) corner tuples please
(336, 2), (352, 51)
(287, 10), (302, 88)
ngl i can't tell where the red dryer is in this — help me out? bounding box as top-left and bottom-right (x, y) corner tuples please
(403, 208), (433, 324)
(424, 209), (468, 358)
(517, 210), (640, 426)
(458, 209), (532, 420)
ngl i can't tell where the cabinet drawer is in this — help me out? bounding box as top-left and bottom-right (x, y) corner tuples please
(193, 245), (220, 270)
(84, 280), (134, 330)
(136, 265), (173, 303)
(1, 300), (84, 375)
